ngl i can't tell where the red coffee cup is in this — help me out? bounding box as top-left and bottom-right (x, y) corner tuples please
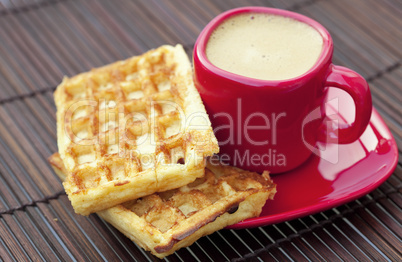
(193, 7), (372, 173)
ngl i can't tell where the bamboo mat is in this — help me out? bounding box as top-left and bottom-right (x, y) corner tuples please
(0, 0), (401, 261)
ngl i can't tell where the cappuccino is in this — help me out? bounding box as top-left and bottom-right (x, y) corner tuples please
(206, 13), (323, 81)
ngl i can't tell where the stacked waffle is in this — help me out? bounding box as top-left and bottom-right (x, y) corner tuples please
(49, 44), (276, 258)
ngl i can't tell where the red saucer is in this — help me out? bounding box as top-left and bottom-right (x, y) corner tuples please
(229, 89), (398, 229)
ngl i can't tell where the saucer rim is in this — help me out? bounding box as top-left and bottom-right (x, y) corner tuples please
(228, 107), (398, 229)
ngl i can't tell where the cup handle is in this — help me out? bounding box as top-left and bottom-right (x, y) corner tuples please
(318, 65), (372, 144)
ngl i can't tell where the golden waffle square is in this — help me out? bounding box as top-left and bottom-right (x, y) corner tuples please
(54, 45), (219, 215)
(49, 153), (276, 258)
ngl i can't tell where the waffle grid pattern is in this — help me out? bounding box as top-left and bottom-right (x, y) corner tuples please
(54, 45), (219, 215)
(49, 153), (276, 258)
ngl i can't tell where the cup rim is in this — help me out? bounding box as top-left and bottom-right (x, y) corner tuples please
(194, 6), (333, 88)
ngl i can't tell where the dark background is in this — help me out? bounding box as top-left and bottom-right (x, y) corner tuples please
(0, 0), (400, 261)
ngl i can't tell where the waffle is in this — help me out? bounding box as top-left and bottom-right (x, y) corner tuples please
(49, 153), (276, 258)
(54, 45), (219, 215)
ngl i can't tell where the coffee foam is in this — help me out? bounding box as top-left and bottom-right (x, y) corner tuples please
(206, 13), (323, 81)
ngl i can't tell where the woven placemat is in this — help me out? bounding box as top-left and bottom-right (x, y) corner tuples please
(0, 0), (400, 261)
